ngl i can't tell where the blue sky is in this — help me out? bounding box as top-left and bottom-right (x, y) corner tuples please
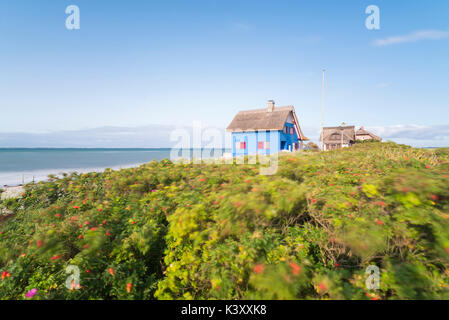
(0, 0), (448, 147)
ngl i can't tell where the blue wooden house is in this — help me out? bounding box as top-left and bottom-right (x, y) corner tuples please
(226, 100), (308, 157)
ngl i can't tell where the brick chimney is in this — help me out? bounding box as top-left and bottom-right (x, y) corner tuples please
(267, 100), (275, 112)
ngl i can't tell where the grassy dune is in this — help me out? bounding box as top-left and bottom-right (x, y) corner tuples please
(1, 142), (449, 299)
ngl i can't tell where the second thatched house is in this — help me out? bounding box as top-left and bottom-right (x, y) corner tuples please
(320, 123), (381, 150)
(320, 123), (356, 151)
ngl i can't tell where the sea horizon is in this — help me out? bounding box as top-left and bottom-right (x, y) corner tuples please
(0, 147), (231, 187)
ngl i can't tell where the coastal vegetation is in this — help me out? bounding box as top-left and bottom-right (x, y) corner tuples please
(1, 142), (449, 299)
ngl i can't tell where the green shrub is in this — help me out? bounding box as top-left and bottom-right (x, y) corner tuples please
(1, 143), (449, 299)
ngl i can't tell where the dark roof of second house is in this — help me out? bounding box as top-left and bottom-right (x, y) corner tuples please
(320, 125), (355, 144)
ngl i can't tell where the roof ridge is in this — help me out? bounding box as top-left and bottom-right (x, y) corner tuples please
(237, 106), (294, 113)
(323, 126), (355, 129)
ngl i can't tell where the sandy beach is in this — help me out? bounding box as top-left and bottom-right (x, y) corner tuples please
(0, 185), (24, 201)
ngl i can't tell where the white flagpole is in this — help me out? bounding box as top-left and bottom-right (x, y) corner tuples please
(321, 69), (325, 151)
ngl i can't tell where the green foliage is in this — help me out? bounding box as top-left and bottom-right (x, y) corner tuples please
(1, 142), (449, 299)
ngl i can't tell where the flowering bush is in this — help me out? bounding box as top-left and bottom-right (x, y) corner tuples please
(1, 143), (449, 299)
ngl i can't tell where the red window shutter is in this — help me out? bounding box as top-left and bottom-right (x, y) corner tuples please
(258, 141), (264, 149)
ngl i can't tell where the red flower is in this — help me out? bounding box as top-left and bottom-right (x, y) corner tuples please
(109, 268), (115, 276)
(311, 198), (317, 203)
(377, 201), (386, 207)
(83, 244), (88, 249)
(318, 282), (327, 291)
(78, 235), (83, 239)
(126, 283), (133, 293)
(426, 165), (431, 169)
(73, 206), (80, 209)
(376, 220), (384, 225)
(55, 213), (61, 218)
(1, 271), (10, 280)
(50, 255), (60, 260)
(289, 262), (301, 275)
(430, 194), (438, 201)
(97, 208), (103, 212)
(36, 240), (43, 247)
(253, 264), (264, 274)
(106, 232), (111, 236)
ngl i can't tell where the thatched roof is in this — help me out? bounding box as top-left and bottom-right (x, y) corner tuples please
(320, 125), (355, 144)
(226, 103), (308, 140)
(355, 127), (382, 141)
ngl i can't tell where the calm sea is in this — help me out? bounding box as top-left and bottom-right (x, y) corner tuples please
(0, 148), (229, 186)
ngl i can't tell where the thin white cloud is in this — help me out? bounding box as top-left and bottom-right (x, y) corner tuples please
(376, 82), (391, 88)
(0, 124), (230, 148)
(373, 29), (449, 46)
(367, 124), (449, 141)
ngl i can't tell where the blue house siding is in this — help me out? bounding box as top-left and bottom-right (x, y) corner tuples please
(232, 131), (280, 157)
(279, 123), (299, 152)
(231, 124), (299, 156)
